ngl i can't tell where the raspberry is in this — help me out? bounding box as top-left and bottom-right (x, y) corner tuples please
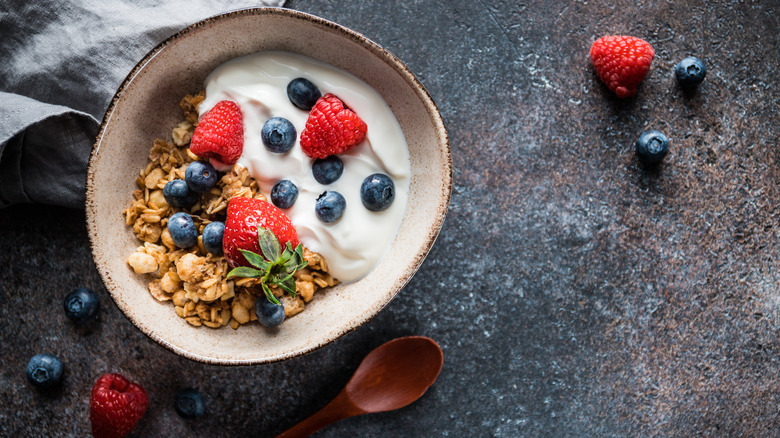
(190, 100), (244, 165)
(89, 373), (149, 438)
(590, 35), (655, 98)
(300, 93), (367, 159)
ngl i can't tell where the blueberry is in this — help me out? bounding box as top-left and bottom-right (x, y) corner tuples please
(675, 56), (707, 88)
(185, 161), (218, 193)
(315, 191), (346, 223)
(635, 130), (670, 164)
(202, 221), (224, 255)
(255, 297), (285, 327)
(287, 78), (322, 111)
(163, 179), (198, 208)
(261, 117), (297, 153)
(312, 156), (344, 184)
(26, 354), (63, 389)
(175, 388), (206, 419)
(63, 288), (100, 325)
(167, 212), (198, 248)
(360, 173), (395, 212)
(271, 180), (299, 209)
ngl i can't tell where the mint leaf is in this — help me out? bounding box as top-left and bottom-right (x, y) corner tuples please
(239, 249), (271, 271)
(226, 266), (264, 279)
(258, 228), (281, 261)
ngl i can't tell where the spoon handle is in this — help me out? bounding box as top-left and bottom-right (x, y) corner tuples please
(276, 390), (365, 438)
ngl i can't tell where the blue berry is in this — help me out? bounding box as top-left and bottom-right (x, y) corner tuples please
(168, 212), (198, 248)
(256, 297), (285, 327)
(63, 287), (100, 325)
(202, 221), (225, 255)
(315, 191), (346, 223)
(312, 156), (344, 184)
(261, 117), (297, 153)
(635, 130), (670, 164)
(26, 354), (64, 389)
(163, 179), (198, 208)
(675, 56), (707, 88)
(360, 173), (395, 212)
(287, 78), (322, 111)
(185, 161), (218, 193)
(175, 388), (206, 419)
(271, 180), (299, 209)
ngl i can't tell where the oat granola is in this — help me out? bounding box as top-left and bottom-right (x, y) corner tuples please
(123, 93), (337, 329)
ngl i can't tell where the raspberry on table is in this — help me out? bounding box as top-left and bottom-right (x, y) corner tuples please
(590, 35), (655, 98)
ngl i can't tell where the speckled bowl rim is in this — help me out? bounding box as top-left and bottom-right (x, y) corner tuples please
(86, 7), (451, 365)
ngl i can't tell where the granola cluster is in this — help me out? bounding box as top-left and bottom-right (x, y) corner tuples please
(123, 93), (337, 329)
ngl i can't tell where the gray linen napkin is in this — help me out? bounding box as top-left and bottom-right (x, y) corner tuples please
(0, 0), (284, 209)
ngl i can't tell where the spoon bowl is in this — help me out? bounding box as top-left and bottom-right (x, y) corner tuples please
(277, 336), (443, 437)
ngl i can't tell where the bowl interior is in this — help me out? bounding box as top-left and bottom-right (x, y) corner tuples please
(86, 8), (450, 365)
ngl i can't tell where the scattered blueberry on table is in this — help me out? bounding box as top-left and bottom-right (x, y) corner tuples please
(287, 77), (322, 111)
(361, 173), (395, 211)
(185, 161), (218, 193)
(261, 117), (297, 153)
(174, 388), (206, 419)
(271, 179), (299, 209)
(312, 156), (344, 185)
(25, 354), (64, 389)
(163, 179), (198, 208)
(63, 287), (100, 325)
(675, 56), (707, 88)
(315, 191), (346, 223)
(168, 212), (198, 248)
(202, 221), (225, 255)
(256, 297), (285, 327)
(635, 130), (670, 164)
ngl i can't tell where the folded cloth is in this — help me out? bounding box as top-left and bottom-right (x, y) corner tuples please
(0, 0), (284, 209)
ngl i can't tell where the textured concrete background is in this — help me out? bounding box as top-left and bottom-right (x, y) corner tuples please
(1, 1), (778, 436)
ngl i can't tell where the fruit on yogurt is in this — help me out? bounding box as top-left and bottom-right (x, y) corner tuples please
(300, 93), (368, 159)
(190, 100), (244, 165)
(590, 35), (655, 98)
(261, 117), (297, 153)
(315, 191), (346, 223)
(90, 373), (149, 438)
(271, 179), (298, 209)
(286, 77), (322, 110)
(312, 155), (344, 185)
(361, 173), (395, 212)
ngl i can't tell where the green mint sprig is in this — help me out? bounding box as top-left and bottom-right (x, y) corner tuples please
(226, 227), (308, 305)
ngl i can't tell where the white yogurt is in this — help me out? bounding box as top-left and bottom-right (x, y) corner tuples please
(199, 51), (410, 283)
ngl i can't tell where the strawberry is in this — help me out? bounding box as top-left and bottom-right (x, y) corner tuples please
(223, 197), (300, 268)
(590, 35), (655, 98)
(89, 373), (149, 438)
(300, 93), (367, 159)
(190, 100), (244, 165)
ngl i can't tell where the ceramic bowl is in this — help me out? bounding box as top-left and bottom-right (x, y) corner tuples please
(86, 7), (451, 365)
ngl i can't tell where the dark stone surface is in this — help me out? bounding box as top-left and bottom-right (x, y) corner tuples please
(1, 1), (778, 436)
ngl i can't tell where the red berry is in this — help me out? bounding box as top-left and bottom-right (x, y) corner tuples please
(590, 35), (655, 98)
(223, 197), (300, 268)
(89, 373), (149, 438)
(300, 93), (367, 159)
(190, 100), (244, 165)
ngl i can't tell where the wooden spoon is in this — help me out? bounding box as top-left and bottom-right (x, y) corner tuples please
(276, 336), (444, 438)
